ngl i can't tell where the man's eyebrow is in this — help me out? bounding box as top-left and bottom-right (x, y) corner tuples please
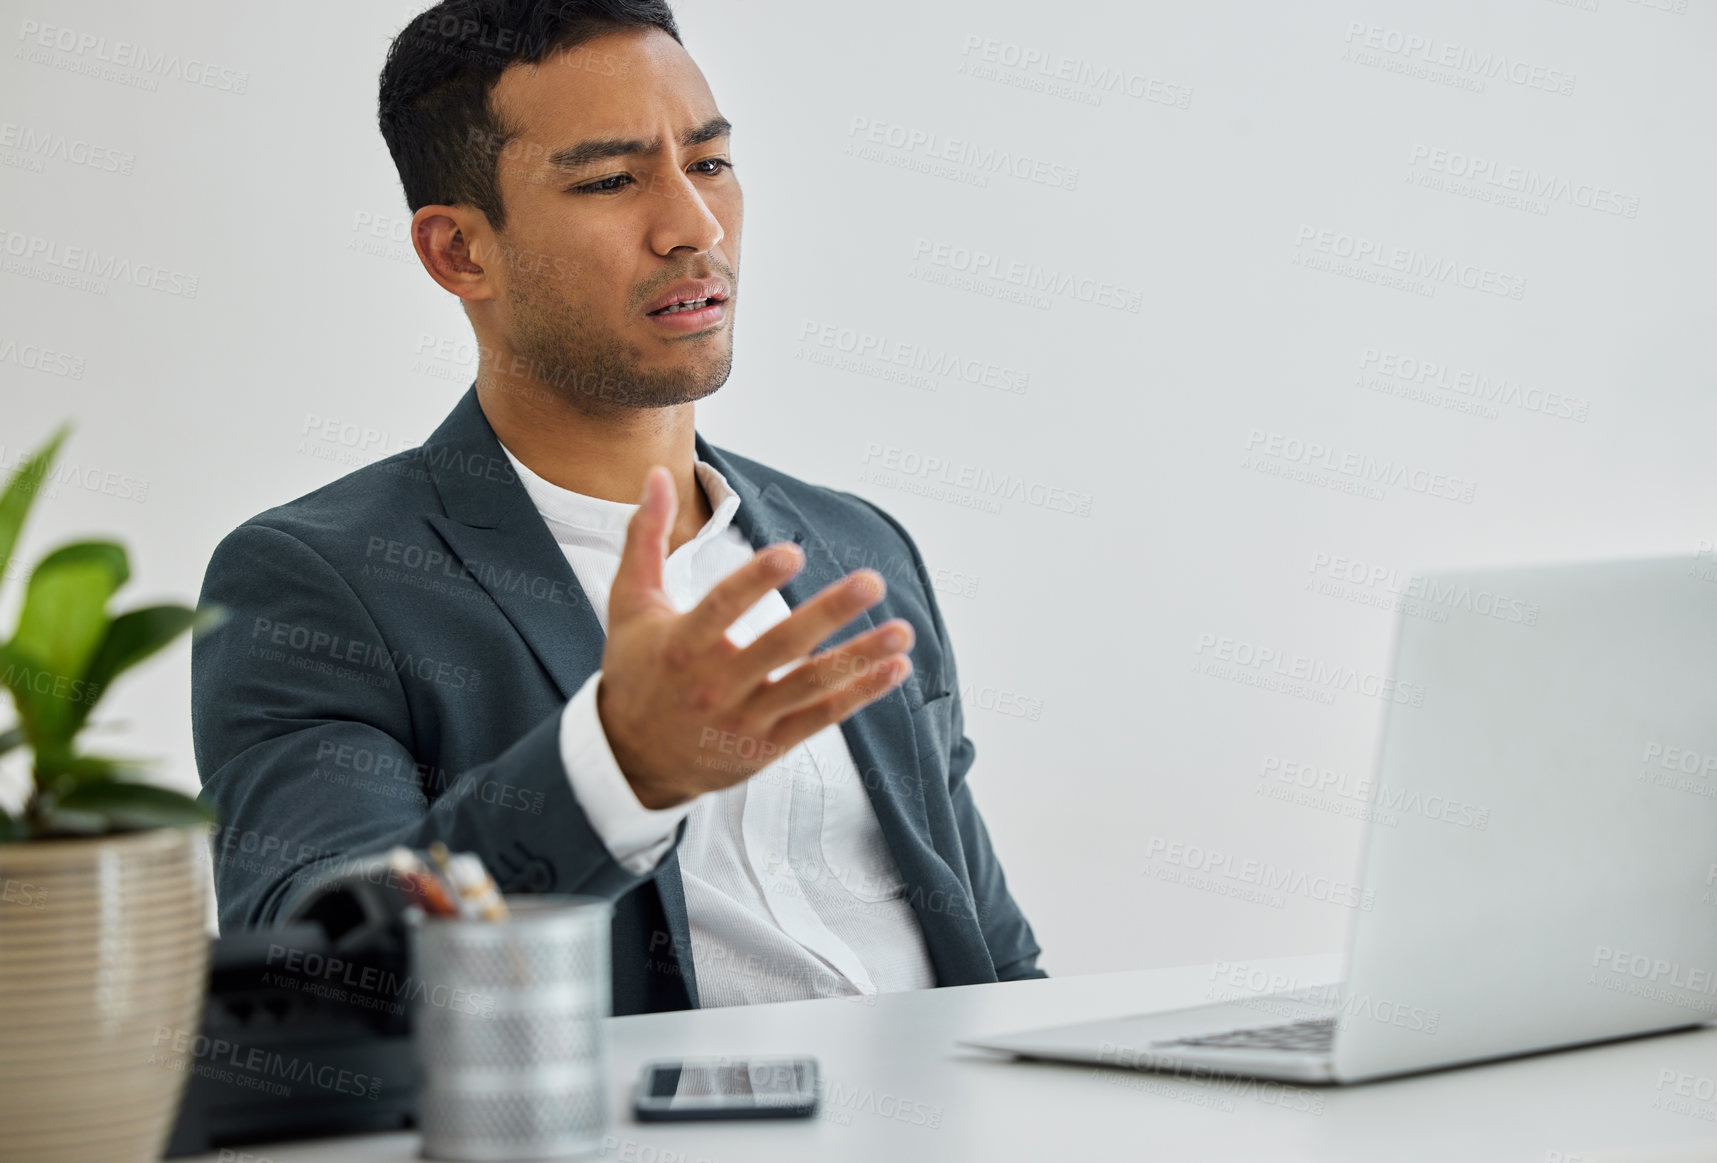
(545, 116), (733, 170)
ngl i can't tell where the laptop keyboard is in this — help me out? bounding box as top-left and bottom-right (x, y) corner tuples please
(1161, 1017), (1337, 1054)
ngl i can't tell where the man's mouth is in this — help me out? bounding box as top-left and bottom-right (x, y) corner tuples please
(644, 277), (731, 318)
(650, 297), (719, 315)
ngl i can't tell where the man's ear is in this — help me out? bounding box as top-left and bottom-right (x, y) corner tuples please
(413, 205), (497, 302)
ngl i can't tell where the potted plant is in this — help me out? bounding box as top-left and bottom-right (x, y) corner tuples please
(0, 424), (225, 1162)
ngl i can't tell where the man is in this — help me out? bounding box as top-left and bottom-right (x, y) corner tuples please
(192, 0), (1044, 1014)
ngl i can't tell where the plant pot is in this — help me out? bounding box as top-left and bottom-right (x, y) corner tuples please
(0, 824), (212, 1162)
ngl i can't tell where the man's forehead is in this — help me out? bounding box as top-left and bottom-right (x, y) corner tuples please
(490, 27), (716, 149)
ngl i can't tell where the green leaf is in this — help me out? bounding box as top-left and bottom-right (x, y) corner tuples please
(68, 604), (210, 734)
(0, 726), (23, 755)
(51, 777), (215, 833)
(190, 602), (229, 637)
(6, 541), (128, 746)
(0, 423), (69, 586)
(0, 641), (51, 748)
(0, 807), (21, 842)
(34, 750), (152, 791)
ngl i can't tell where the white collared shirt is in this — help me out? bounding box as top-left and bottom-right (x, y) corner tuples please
(497, 444), (936, 1007)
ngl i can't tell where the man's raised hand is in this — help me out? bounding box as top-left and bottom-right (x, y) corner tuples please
(595, 465), (914, 809)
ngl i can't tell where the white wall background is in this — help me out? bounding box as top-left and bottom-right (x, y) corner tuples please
(1, 0), (1711, 973)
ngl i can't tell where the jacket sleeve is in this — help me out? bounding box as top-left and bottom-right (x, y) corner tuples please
(849, 496), (1048, 981)
(191, 521), (672, 931)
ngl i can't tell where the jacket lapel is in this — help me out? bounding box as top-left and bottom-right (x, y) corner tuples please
(697, 438), (991, 985)
(421, 389), (605, 702)
(694, 435), (927, 831)
(419, 389), (708, 1001)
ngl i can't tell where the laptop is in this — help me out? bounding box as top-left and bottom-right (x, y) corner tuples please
(963, 555), (1717, 1084)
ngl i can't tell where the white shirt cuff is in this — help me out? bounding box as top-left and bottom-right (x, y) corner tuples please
(560, 669), (693, 875)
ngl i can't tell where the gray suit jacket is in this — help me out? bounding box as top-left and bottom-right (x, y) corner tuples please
(192, 386), (1044, 1013)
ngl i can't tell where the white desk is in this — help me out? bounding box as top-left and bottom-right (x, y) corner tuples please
(179, 954), (1717, 1163)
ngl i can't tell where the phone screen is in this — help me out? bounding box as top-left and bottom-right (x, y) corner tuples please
(636, 1057), (818, 1119)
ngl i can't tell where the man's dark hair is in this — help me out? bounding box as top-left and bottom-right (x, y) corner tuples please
(378, 0), (682, 232)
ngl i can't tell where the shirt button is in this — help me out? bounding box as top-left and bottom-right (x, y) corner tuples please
(510, 859), (553, 892)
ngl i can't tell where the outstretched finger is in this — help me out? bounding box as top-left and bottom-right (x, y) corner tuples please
(726, 569), (887, 690)
(675, 541), (806, 655)
(767, 655), (912, 748)
(609, 466), (676, 621)
(745, 619), (914, 722)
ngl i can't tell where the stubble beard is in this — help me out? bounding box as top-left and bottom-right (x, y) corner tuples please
(503, 249), (734, 415)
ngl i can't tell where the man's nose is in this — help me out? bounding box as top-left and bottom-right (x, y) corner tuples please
(647, 170), (724, 255)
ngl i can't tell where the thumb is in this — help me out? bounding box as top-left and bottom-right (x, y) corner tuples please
(610, 465), (676, 617)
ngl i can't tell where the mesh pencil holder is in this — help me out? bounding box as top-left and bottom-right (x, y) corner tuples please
(408, 895), (613, 1161)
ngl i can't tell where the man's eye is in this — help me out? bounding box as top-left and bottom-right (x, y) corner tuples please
(570, 159), (733, 194)
(572, 173), (632, 195)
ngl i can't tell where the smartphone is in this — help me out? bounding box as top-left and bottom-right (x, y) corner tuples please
(633, 1056), (820, 1122)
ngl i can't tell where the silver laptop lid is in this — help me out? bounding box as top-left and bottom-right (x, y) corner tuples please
(1333, 555), (1717, 1081)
